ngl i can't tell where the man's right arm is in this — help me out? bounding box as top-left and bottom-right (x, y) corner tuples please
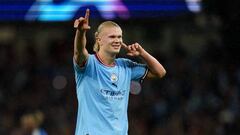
(74, 30), (89, 66)
(73, 9), (90, 67)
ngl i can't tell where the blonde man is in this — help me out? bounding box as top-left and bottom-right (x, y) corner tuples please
(73, 9), (166, 135)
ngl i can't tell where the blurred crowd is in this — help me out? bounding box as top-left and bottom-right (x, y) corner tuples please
(0, 13), (239, 135)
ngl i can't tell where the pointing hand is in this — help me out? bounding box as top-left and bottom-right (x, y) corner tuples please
(74, 9), (91, 31)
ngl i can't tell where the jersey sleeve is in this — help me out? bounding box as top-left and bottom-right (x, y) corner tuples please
(73, 55), (91, 74)
(125, 59), (149, 83)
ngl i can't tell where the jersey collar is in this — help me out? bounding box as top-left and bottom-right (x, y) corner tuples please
(95, 53), (116, 67)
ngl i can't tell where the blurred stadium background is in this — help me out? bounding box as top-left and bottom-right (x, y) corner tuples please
(0, 0), (240, 134)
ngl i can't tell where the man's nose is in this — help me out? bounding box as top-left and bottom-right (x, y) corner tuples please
(114, 38), (122, 42)
(114, 38), (120, 42)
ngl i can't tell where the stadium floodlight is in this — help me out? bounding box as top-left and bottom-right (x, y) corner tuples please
(185, 0), (201, 13)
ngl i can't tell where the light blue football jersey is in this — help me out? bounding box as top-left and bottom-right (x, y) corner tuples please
(73, 54), (148, 135)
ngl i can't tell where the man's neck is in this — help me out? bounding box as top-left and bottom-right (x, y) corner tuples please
(97, 51), (116, 66)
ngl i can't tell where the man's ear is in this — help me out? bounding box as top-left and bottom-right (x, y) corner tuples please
(96, 37), (102, 47)
(96, 37), (101, 43)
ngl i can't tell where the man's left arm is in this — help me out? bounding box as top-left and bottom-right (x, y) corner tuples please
(121, 42), (166, 78)
(140, 49), (166, 78)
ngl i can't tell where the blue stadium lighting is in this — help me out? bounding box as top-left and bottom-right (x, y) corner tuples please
(25, 0), (130, 21)
(0, 0), (201, 21)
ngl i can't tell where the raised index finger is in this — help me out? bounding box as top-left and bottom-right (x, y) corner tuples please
(121, 42), (129, 50)
(85, 9), (90, 22)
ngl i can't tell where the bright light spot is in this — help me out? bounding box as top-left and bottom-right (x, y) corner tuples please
(185, 0), (201, 13)
(52, 75), (67, 90)
(130, 81), (142, 95)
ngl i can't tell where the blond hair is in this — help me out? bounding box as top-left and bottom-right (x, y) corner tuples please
(93, 21), (121, 52)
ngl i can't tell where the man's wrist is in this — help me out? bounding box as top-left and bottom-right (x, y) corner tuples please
(76, 29), (87, 36)
(140, 49), (148, 58)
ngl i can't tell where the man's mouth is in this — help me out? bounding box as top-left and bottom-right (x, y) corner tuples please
(112, 45), (121, 49)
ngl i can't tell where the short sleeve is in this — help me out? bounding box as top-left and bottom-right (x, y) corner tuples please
(125, 59), (148, 83)
(73, 55), (91, 74)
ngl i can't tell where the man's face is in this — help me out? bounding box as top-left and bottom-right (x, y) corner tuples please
(98, 26), (123, 55)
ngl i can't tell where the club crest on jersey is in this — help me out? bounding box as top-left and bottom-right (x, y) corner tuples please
(110, 73), (118, 83)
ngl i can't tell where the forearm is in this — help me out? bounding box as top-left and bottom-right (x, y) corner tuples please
(74, 30), (88, 64)
(140, 50), (166, 78)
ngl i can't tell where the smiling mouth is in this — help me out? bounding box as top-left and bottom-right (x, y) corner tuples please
(112, 45), (121, 48)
